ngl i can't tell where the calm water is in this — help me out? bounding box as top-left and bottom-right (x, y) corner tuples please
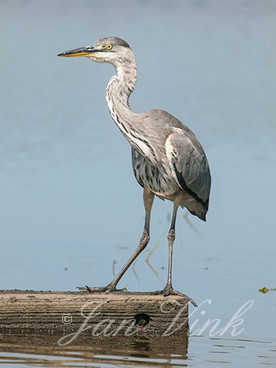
(0, 0), (275, 367)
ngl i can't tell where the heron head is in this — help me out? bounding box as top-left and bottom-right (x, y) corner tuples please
(58, 36), (132, 65)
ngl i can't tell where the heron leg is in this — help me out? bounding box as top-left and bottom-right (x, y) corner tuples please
(163, 203), (178, 293)
(153, 203), (197, 306)
(80, 187), (154, 293)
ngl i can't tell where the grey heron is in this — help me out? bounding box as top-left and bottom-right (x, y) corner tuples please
(58, 37), (211, 304)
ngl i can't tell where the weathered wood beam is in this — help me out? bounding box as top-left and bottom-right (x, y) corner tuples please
(0, 290), (190, 340)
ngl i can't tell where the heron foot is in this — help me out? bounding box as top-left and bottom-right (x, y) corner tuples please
(153, 286), (197, 307)
(77, 283), (126, 293)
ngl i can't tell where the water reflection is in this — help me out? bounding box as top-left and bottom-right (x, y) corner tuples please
(0, 334), (275, 367)
(0, 334), (189, 367)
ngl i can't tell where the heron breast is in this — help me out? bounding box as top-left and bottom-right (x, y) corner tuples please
(132, 149), (178, 197)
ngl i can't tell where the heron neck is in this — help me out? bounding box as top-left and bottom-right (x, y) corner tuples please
(106, 60), (138, 132)
(106, 60), (158, 166)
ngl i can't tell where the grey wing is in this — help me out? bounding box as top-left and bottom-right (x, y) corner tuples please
(166, 128), (211, 212)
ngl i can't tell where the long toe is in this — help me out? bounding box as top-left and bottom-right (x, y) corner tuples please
(77, 283), (125, 293)
(87, 285), (111, 292)
(153, 287), (197, 307)
(76, 285), (109, 292)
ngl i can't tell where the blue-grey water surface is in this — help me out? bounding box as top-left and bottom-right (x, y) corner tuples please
(0, 0), (275, 367)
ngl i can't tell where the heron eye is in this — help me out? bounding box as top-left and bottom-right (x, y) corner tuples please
(105, 43), (113, 50)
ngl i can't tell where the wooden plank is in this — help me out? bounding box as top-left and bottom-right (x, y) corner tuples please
(0, 290), (190, 339)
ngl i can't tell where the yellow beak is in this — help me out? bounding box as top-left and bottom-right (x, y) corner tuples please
(58, 44), (102, 57)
